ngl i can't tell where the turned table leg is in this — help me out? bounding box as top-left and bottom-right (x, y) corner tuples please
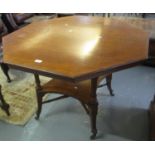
(88, 77), (98, 140)
(0, 63), (11, 83)
(106, 74), (114, 96)
(34, 74), (44, 120)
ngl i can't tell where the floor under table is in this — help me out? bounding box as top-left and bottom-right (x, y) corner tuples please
(0, 65), (155, 141)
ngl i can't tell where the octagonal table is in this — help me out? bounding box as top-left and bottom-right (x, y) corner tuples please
(110, 17), (155, 66)
(2, 16), (149, 139)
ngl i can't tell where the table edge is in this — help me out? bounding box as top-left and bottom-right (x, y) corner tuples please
(5, 59), (147, 83)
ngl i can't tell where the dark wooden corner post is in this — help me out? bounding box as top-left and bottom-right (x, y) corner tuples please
(34, 73), (44, 120)
(0, 63), (11, 83)
(106, 74), (114, 96)
(88, 77), (98, 140)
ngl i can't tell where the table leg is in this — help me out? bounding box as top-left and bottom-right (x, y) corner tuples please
(0, 85), (10, 116)
(88, 77), (98, 140)
(0, 63), (11, 83)
(34, 74), (44, 120)
(106, 74), (114, 96)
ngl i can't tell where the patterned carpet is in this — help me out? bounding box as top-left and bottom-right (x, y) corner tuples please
(0, 68), (50, 125)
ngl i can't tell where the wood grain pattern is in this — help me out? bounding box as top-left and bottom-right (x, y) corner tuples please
(2, 16), (149, 139)
(38, 75), (108, 104)
(110, 17), (155, 39)
(113, 17), (155, 66)
(3, 16), (149, 82)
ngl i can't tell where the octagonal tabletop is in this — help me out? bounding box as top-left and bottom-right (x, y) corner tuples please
(3, 16), (149, 82)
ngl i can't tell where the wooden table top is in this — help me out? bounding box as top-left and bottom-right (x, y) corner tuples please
(3, 16), (149, 82)
(110, 16), (155, 40)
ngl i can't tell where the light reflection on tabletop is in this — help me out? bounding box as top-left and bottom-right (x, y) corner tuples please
(3, 16), (149, 79)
